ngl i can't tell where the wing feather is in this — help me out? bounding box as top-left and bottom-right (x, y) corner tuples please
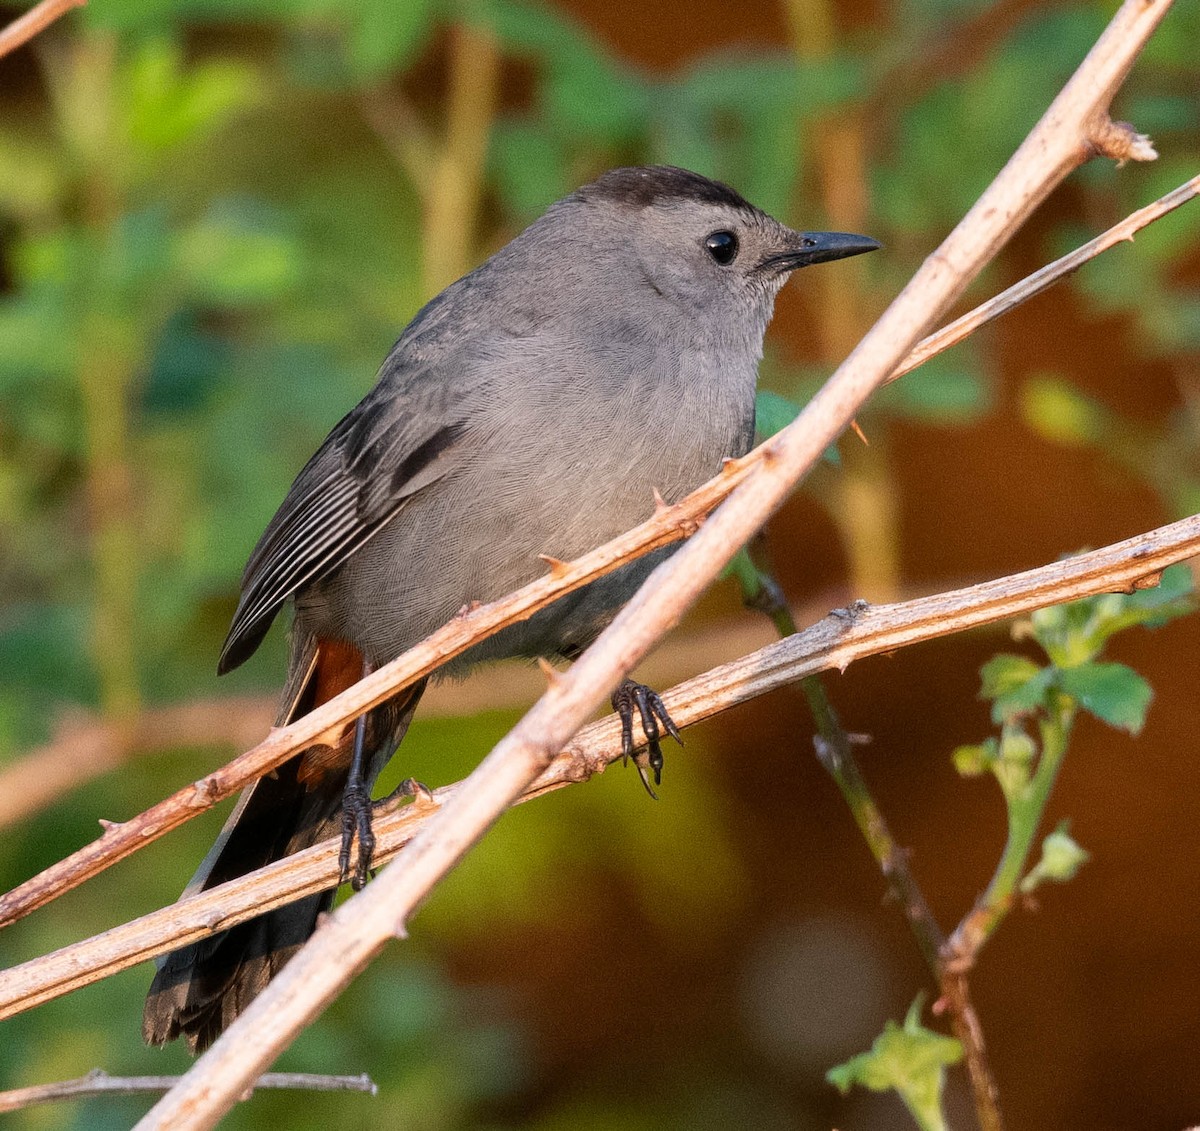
(218, 371), (470, 674)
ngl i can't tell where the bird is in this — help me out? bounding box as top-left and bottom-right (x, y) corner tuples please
(143, 164), (878, 1052)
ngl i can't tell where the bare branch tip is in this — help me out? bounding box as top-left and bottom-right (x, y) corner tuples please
(1089, 117), (1157, 166)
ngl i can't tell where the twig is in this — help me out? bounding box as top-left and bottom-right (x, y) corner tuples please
(0, 1069), (375, 1113)
(3, 514), (1195, 1025)
(0, 617), (778, 830)
(5, 169), (1192, 926)
(0, 458), (755, 929)
(739, 544), (948, 972)
(936, 971), (1000, 1131)
(746, 544), (1000, 1131)
(0, 0), (84, 60)
(132, 4), (1170, 1121)
(888, 172), (1200, 385)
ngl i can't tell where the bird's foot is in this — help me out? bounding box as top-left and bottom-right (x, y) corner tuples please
(340, 779), (436, 889)
(339, 782), (376, 891)
(611, 679), (683, 800)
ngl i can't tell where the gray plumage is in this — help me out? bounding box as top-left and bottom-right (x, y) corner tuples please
(144, 165), (878, 1051)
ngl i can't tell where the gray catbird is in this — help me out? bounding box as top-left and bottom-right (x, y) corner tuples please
(143, 165), (878, 1051)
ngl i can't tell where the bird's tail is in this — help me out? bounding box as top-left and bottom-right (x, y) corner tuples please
(142, 635), (425, 1053)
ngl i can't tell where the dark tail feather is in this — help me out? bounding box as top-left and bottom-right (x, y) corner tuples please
(143, 636), (425, 1053)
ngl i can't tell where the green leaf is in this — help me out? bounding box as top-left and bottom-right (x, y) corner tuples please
(1020, 375), (1110, 447)
(177, 200), (303, 304)
(827, 997), (962, 1131)
(1021, 822), (1090, 893)
(1058, 662), (1152, 734)
(342, 0), (437, 80)
(486, 0), (650, 142)
(979, 654), (1053, 723)
(489, 120), (571, 221)
(121, 39), (259, 156)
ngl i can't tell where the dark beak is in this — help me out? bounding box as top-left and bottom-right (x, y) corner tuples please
(759, 231), (881, 275)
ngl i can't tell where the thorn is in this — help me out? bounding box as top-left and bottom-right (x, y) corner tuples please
(308, 721), (352, 752)
(652, 487), (670, 515)
(455, 600), (482, 617)
(850, 418), (869, 446)
(538, 553), (571, 579)
(394, 918), (409, 940)
(1128, 570), (1163, 591)
(720, 454), (742, 474)
(537, 657), (564, 685)
(931, 995), (949, 1016)
(98, 818), (121, 832)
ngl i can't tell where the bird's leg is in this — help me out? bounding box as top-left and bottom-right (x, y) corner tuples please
(611, 679), (683, 800)
(339, 659), (375, 891)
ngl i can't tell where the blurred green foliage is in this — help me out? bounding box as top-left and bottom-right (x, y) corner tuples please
(2, 0), (1200, 1127)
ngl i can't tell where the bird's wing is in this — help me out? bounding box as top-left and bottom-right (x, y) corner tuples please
(217, 365), (473, 674)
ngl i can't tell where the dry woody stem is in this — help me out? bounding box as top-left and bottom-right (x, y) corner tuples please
(0, 2), (1178, 1126)
(2, 512), (1195, 1026)
(0, 0), (85, 60)
(4, 170), (1195, 924)
(130, 2), (1171, 1123)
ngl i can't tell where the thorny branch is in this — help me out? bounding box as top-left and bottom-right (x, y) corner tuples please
(0, 0), (1147, 1121)
(3, 170), (1195, 922)
(2, 513), (1196, 1026)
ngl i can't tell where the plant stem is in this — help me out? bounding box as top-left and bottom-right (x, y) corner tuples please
(949, 702), (1075, 962)
(55, 33), (142, 722)
(421, 21), (500, 298)
(739, 544), (946, 972)
(937, 969), (1003, 1131)
(740, 542), (1006, 1129)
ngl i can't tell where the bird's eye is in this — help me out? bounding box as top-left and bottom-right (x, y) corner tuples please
(704, 230), (739, 266)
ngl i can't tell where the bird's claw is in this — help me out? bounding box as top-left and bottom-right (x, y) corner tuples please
(612, 679), (683, 799)
(373, 776), (436, 816)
